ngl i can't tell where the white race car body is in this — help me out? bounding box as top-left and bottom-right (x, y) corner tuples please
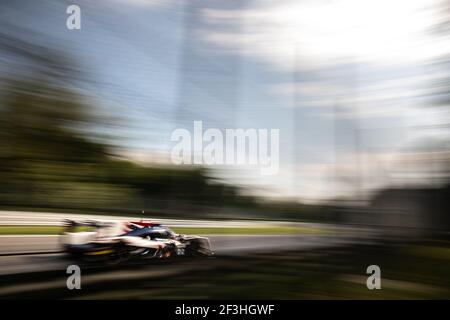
(61, 219), (213, 261)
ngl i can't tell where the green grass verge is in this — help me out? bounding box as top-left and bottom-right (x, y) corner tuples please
(0, 225), (332, 236)
(0, 226), (91, 235)
(173, 226), (332, 235)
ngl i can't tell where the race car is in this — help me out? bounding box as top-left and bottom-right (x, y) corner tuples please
(60, 219), (214, 263)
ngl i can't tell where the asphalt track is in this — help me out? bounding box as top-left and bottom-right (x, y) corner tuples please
(0, 231), (379, 298)
(0, 234), (357, 276)
(0, 211), (376, 298)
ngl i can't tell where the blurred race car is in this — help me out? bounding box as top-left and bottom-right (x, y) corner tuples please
(61, 219), (214, 263)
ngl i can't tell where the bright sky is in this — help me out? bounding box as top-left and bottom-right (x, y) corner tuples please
(1, 0), (448, 202)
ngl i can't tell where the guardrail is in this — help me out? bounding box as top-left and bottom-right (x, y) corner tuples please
(0, 210), (308, 228)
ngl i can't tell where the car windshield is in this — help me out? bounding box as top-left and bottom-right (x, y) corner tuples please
(123, 226), (175, 239)
(152, 226), (175, 239)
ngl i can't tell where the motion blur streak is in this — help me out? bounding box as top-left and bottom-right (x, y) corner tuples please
(0, 0), (449, 299)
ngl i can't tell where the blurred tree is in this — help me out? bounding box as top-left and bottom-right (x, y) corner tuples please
(0, 31), (298, 219)
(0, 32), (241, 215)
(0, 79), (107, 163)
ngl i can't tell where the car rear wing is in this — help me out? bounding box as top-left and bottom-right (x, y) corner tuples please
(62, 219), (117, 231)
